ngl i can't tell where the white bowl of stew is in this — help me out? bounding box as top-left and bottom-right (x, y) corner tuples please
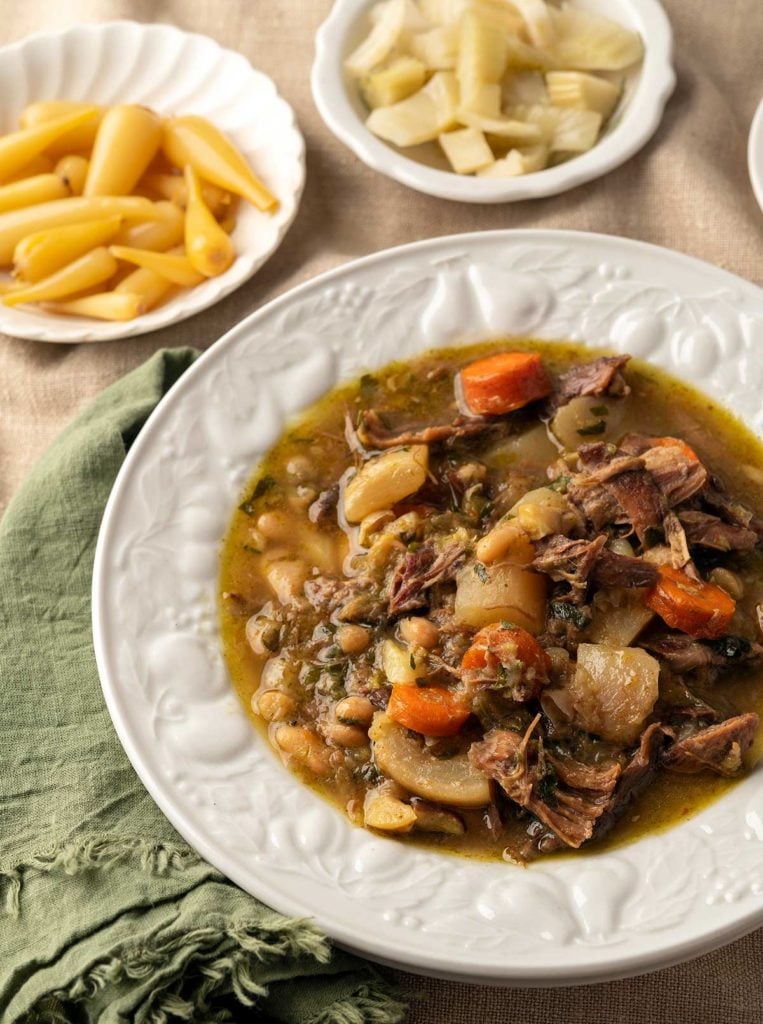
(93, 230), (763, 985)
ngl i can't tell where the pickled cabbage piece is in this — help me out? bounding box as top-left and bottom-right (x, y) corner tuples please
(546, 70), (621, 118)
(366, 70), (460, 146)
(361, 57), (428, 108)
(438, 126), (494, 173)
(546, 7), (644, 71)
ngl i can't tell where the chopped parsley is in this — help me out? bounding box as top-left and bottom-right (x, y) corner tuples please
(474, 561), (489, 582)
(549, 601), (591, 629)
(577, 420), (607, 437)
(590, 404), (609, 417)
(549, 474), (571, 493)
(238, 475), (276, 515)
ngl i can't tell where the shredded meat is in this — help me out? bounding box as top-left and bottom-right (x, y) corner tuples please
(642, 632), (763, 673)
(532, 535), (658, 592)
(577, 443), (665, 541)
(469, 718), (621, 849)
(620, 434), (708, 505)
(304, 574), (383, 623)
(531, 535), (607, 592)
(590, 548), (660, 588)
(662, 713), (759, 776)
(703, 486), (763, 537)
(663, 510), (692, 568)
(546, 355), (631, 414)
(678, 510), (758, 552)
(387, 541), (465, 616)
(358, 409), (500, 449)
(595, 723), (672, 836)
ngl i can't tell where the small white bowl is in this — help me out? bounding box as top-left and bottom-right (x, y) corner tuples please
(0, 21), (305, 343)
(312, 0), (675, 203)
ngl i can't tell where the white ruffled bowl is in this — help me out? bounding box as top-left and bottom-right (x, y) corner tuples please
(312, 0), (675, 203)
(0, 21), (305, 343)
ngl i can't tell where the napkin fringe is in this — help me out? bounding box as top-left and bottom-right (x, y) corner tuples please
(307, 983), (409, 1024)
(1, 833), (215, 916)
(35, 912), (332, 1024)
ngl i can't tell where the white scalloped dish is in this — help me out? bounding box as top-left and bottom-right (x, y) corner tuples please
(312, 0), (675, 202)
(0, 21), (304, 343)
(93, 231), (763, 986)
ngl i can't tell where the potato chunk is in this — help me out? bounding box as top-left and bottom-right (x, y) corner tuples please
(343, 445), (428, 523)
(454, 560), (546, 634)
(566, 644), (660, 744)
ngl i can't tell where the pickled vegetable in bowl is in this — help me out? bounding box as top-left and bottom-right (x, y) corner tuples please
(345, 0), (644, 178)
(220, 340), (763, 864)
(0, 101), (277, 321)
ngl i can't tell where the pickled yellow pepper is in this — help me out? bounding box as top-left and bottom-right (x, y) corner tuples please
(162, 115), (277, 211)
(45, 291), (146, 321)
(110, 245), (204, 287)
(114, 265), (174, 311)
(20, 100), (104, 156)
(140, 171), (232, 218)
(0, 107), (99, 184)
(0, 174), (70, 215)
(85, 105), (162, 197)
(55, 155), (89, 196)
(111, 200), (184, 252)
(14, 215), (123, 282)
(3, 246), (118, 306)
(183, 165), (234, 277)
(0, 196), (160, 264)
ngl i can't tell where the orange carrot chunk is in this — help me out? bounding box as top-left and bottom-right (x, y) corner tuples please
(387, 684), (470, 737)
(646, 565), (735, 639)
(460, 352), (552, 416)
(462, 623), (551, 680)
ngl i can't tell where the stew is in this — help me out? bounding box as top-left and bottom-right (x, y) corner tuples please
(220, 340), (763, 863)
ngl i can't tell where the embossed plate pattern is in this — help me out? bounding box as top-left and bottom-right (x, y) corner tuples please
(92, 231), (763, 985)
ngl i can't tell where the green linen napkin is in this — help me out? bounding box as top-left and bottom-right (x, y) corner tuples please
(0, 348), (407, 1024)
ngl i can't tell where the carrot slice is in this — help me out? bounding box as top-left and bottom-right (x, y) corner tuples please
(460, 352), (552, 416)
(461, 624), (551, 682)
(387, 684), (470, 737)
(646, 565), (735, 639)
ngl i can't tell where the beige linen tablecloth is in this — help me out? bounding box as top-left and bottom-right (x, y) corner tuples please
(1, 0), (761, 1019)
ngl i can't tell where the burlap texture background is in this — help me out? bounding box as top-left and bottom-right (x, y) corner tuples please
(1, 1), (761, 1019)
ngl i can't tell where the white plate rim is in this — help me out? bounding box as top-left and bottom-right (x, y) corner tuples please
(311, 0), (676, 203)
(92, 229), (763, 986)
(0, 19), (305, 343)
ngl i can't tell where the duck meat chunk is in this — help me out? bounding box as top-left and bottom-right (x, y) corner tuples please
(469, 718), (621, 849)
(663, 510), (692, 568)
(589, 548), (660, 588)
(566, 477), (622, 531)
(357, 409), (501, 450)
(620, 434), (709, 506)
(545, 355), (631, 414)
(702, 486), (763, 537)
(595, 723), (672, 837)
(531, 534), (607, 592)
(304, 574), (383, 623)
(662, 713), (759, 776)
(678, 510), (758, 552)
(577, 443), (666, 541)
(642, 631), (763, 672)
(387, 541), (466, 616)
